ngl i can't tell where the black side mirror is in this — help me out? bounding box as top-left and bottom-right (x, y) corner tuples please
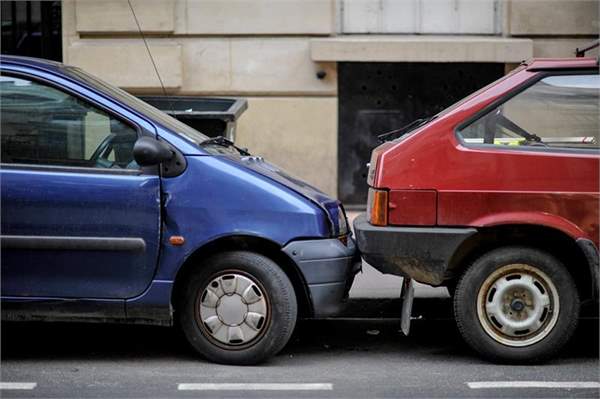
(133, 136), (174, 166)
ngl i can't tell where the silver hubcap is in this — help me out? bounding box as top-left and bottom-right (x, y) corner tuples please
(198, 273), (268, 346)
(477, 264), (559, 347)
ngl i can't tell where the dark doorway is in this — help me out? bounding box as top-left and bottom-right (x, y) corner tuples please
(1, 1), (62, 62)
(338, 62), (505, 205)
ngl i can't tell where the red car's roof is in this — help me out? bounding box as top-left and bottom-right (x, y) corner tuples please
(525, 57), (599, 71)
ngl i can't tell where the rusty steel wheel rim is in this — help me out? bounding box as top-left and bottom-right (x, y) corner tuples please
(476, 263), (560, 347)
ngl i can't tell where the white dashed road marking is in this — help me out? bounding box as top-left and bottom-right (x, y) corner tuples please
(468, 381), (600, 389)
(0, 382), (37, 390)
(178, 383), (333, 391)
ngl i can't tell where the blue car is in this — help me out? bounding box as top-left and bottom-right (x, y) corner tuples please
(0, 56), (360, 365)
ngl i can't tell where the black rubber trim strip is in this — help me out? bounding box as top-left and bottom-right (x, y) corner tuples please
(0, 235), (146, 252)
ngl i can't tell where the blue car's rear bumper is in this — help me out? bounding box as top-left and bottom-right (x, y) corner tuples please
(283, 237), (361, 317)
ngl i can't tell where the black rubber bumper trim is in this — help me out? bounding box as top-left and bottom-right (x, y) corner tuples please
(353, 213), (477, 285)
(283, 237), (360, 317)
(0, 235), (146, 252)
(576, 238), (599, 299)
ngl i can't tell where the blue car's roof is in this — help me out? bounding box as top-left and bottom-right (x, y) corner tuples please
(0, 55), (66, 73)
(0, 55), (209, 154)
(0, 55), (91, 91)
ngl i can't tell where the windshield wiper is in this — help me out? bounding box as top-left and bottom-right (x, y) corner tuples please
(199, 136), (251, 156)
(377, 116), (435, 143)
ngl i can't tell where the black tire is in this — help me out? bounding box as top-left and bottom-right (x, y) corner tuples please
(454, 246), (579, 363)
(445, 281), (458, 297)
(179, 251), (297, 365)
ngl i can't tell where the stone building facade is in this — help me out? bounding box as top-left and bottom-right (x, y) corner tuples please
(61, 0), (599, 202)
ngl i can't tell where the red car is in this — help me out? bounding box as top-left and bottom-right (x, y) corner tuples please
(354, 57), (599, 363)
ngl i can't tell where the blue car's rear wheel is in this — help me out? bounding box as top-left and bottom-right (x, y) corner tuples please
(179, 251), (297, 365)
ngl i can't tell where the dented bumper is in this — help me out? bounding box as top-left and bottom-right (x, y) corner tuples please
(353, 213), (476, 285)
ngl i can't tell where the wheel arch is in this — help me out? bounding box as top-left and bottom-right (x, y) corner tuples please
(171, 234), (313, 319)
(447, 224), (595, 300)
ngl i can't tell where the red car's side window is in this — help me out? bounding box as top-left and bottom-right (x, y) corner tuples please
(457, 74), (599, 150)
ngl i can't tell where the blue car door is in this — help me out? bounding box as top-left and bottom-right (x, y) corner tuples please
(0, 69), (161, 299)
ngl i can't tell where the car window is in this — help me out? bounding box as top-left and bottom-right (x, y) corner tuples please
(63, 66), (209, 145)
(0, 74), (140, 169)
(457, 74), (599, 150)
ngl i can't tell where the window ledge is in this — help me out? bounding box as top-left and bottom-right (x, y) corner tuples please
(310, 35), (533, 63)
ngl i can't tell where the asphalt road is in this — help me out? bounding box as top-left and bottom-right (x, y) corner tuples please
(2, 295), (598, 398)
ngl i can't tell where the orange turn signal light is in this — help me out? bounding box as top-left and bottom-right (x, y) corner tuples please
(370, 189), (389, 226)
(169, 235), (185, 246)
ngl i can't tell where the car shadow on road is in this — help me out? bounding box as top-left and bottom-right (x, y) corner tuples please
(1, 298), (598, 365)
(286, 297), (599, 365)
